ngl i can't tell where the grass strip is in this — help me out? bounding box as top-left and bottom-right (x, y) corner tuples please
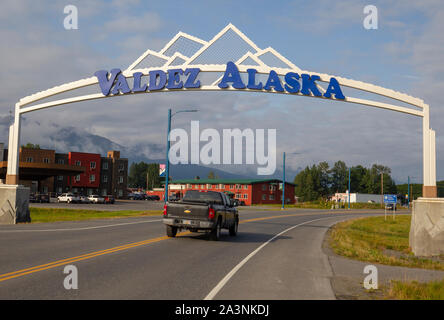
(329, 215), (444, 271)
(29, 207), (162, 223)
(386, 279), (444, 300)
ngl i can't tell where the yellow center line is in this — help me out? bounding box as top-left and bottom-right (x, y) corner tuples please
(0, 211), (357, 283)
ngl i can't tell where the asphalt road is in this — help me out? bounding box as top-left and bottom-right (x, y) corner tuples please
(0, 209), (381, 299)
(29, 199), (164, 211)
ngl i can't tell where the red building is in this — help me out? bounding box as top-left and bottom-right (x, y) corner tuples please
(150, 179), (295, 206)
(69, 152), (101, 194)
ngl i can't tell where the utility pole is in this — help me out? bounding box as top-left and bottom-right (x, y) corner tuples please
(348, 167), (351, 210)
(381, 173), (384, 208)
(407, 176), (410, 208)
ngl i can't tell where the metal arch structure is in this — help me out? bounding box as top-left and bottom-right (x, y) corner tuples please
(5, 23), (437, 197)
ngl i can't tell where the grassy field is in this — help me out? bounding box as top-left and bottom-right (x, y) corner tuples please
(253, 200), (405, 210)
(386, 279), (444, 300)
(29, 207), (162, 223)
(329, 215), (444, 271)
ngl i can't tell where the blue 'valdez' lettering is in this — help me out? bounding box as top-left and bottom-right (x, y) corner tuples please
(94, 62), (345, 100)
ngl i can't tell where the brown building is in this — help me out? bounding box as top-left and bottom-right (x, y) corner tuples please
(0, 146), (85, 193)
(99, 151), (128, 199)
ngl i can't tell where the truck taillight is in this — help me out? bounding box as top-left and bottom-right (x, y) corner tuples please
(163, 204), (167, 216)
(208, 208), (215, 219)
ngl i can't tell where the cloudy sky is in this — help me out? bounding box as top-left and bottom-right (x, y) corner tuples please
(0, 0), (443, 183)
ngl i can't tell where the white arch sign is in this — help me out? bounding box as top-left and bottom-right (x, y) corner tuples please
(6, 24), (437, 197)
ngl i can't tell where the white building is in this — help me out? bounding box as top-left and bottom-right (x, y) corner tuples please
(332, 192), (382, 204)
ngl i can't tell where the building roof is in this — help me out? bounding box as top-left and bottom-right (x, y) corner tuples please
(170, 178), (295, 186)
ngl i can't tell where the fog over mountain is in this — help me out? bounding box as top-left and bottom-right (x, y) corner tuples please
(0, 118), (300, 180)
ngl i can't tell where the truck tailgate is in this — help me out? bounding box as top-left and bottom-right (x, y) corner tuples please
(166, 202), (209, 220)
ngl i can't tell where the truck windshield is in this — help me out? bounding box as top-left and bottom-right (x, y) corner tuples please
(182, 190), (223, 204)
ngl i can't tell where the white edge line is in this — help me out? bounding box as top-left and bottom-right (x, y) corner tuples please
(0, 219), (162, 233)
(203, 216), (330, 300)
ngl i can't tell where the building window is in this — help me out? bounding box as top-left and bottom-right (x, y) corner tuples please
(119, 176), (123, 184)
(220, 184), (225, 189)
(243, 194), (248, 199)
(236, 184), (241, 189)
(43, 158), (50, 164)
(230, 184), (234, 189)
(103, 162), (108, 170)
(75, 175), (80, 182)
(90, 161), (96, 169)
(58, 175), (63, 181)
(244, 185), (248, 190)
(57, 159), (65, 164)
(269, 194), (275, 200)
(118, 164), (124, 171)
(262, 184), (266, 191)
(262, 194), (266, 200)
(90, 174), (95, 182)
(57, 187), (62, 193)
(26, 157), (33, 163)
(207, 184), (211, 189)
(118, 189), (123, 197)
(201, 184), (205, 189)
(102, 189), (107, 196)
(75, 160), (81, 166)
(103, 175), (108, 183)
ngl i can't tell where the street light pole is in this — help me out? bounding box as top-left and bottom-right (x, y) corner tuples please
(164, 108), (198, 203)
(164, 109), (172, 203)
(282, 152), (286, 210)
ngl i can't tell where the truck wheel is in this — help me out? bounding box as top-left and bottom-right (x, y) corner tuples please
(229, 219), (238, 236)
(209, 220), (221, 241)
(166, 225), (177, 238)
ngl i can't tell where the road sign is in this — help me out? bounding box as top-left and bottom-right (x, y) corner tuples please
(383, 194), (397, 204)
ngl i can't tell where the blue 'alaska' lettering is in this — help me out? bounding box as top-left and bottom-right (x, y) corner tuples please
(246, 69), (263, 90)
(94, 62), (345, 100)
(263, 70), (284, 92)
(300, 74), (322, 97)
(323, 77), (345, 99)
(218, 61), (246, 89)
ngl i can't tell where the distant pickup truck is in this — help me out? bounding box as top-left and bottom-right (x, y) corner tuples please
(163, 190), (239, 241)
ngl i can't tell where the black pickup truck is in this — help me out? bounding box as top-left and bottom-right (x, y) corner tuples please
(162, 190), (239, 241)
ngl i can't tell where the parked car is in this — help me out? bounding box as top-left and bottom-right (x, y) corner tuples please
(79, 195), (91, 204)
(29, 193), (37, 203)
(146, 195), (160, 201)
(163, 190), (239, 241)
(36, 193), (50, 203)
(58, 193), (80, 204)
(88, 195), (105, 204)
(104, 195), (115, 204)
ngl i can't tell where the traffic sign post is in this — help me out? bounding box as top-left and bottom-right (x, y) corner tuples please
(383, 194), (397, 220)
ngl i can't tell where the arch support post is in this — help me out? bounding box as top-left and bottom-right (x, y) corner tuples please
(422, 104), (437, 198)
(5, 104), (21, 185)
(1, 104), (30, 224)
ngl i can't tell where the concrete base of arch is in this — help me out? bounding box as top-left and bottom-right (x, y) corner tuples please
(5, 174), (19, 185)
(409, 197), (444, 256)
(0, 184), (30, 224)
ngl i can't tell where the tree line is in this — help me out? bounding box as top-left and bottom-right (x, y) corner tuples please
(294, 161), (397, 202)
(128, 162), (162, 189)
